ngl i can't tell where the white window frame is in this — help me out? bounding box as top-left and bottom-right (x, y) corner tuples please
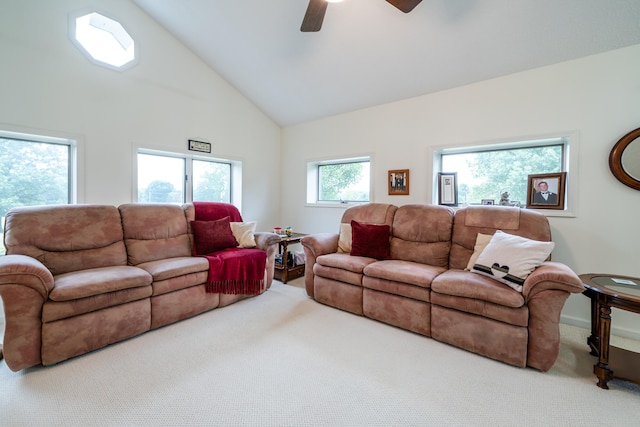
(428, 132), (579, 217)
(134, 147), (242, 208)
(0, 125), (83, 206)
(306, 155), (373, 206)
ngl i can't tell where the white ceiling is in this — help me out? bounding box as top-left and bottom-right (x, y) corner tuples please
(133, 0), (640, 127)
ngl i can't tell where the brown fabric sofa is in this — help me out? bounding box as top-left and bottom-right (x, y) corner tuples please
(0, 203), (280, 372)
(301, 203), (584, 371)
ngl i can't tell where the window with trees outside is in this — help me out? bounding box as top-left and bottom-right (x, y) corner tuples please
(307, 157), (370, 204)
(1, 132), (76, 255)
(137, 151), (234, 204)
(438, 137), (568, 207)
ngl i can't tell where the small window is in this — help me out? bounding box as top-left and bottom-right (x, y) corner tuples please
(137, 150), (236, 204)
(435, 136), (573, 211)
(307, 157), (370, 204)
(70, 11), (136, 70)
(0, 131), (78, 255)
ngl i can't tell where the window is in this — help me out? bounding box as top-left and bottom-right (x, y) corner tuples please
(434, 135), (576, 213)
(0, 130), (78, 255)
(307, 157), (370, 204)
(70, 11), (136, 70)
(137, 150), (236, 205)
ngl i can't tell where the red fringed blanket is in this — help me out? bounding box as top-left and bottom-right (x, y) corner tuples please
(203, 248), (266, 296)
(193, 202), (266, 295)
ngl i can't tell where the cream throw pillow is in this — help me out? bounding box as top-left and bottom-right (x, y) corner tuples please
(465, 233), (493, 271)
(471, 230), (554, 292)
(337, 223), (352, 253)
(230, 221), (257, 248)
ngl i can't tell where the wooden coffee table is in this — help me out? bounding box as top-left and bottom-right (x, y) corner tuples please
(581, 273), (640, 389)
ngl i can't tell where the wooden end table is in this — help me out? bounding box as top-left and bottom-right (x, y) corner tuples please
(581, 273), (640, 389)
(274, 232), (307, 284)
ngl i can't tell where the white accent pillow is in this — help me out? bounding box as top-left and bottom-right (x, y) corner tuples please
(465, 233), (493, 271)
(230, 221), (257, 248)
(472, 230), (554, 292)
(337, 223), (352, 253)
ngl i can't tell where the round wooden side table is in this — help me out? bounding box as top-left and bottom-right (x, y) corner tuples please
(581, 273), (640, 389)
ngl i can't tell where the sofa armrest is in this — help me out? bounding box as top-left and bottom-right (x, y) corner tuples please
(522, 261), (584, 301)
(253, 232), (281, 288)
(300, 233), (339, 297)
(254, 232), (281, 251)
(0, 255), (55, 371)
(300, 233), (339, 258)
(0, 254), (54, 298)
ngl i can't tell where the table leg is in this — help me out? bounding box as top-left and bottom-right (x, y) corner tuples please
(594, 303), (613, 389)
(587, 294), (600, 356)
(280, 241), (290, 284)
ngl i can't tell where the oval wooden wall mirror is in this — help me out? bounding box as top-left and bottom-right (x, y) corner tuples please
(609, 127), (640, 190)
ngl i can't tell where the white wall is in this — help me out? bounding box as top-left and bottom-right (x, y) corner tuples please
(0, 0), (281, 229)
(282, 44), (640, 338)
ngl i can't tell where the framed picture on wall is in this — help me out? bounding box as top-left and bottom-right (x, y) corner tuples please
(526, 172), (566, 210)
(388, 169), (409, 195)
(481, 199), (495, 205)
(438, 172), (458, 206)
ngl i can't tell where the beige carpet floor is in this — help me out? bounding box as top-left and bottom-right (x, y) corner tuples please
(1, 278), (640, 426)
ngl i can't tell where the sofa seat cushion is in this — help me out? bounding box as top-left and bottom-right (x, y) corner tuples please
(43, 266), (153, 322)
(50, 266), (153, 302)
(314, 253), (378, 287)
(431, 269), (525, 308)
(316, 253), (377, 274)
(362, 276), (431, 303)
(43, 286), (152, 323)
(137, 256), (210, 296)
(431, 291), (529, 327)
(363, 260), (444, 289)
(137, 257), (209, 282)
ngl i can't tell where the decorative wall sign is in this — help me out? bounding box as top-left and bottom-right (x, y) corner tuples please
(188, 139), (211, 153)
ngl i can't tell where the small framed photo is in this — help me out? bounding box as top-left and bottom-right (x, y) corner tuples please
(481, 199), (495, 205)
(526, 172), (566, 210)
(388, 169), (409, 195)
(438, 172), (458, 206)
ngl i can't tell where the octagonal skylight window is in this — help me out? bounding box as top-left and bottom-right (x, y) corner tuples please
(71, 11), (136, 70)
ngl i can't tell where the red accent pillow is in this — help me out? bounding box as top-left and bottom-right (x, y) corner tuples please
(191, 217), (238, 255)
(350, 220), (391, 259)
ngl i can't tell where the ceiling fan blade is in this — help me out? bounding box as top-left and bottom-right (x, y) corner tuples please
(386, 0), (423, 13)
(301, 0), (328, 32)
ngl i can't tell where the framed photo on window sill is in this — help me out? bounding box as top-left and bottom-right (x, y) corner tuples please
(388, 169), (409, 195)
(438, 172), (458, 206)
(526, 172), (566, 210)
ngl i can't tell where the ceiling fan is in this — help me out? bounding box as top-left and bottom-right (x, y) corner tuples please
(301, 0), (423, 32)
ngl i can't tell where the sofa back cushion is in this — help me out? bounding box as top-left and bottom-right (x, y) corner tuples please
(340, 203), (397, 229)
(336, 203), (397, 254)
(449, 206), (552, 270)
(390, 204), (454, 267)
(119, 204), (192, 265)
(3, 204), (127, 275)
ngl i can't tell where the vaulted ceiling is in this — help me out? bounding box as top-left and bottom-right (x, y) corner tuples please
(133, 0), (640, 127)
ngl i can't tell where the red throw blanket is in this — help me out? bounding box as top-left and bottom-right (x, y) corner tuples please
(203, 248), (266, 296)
(193, 202), (266, 295)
